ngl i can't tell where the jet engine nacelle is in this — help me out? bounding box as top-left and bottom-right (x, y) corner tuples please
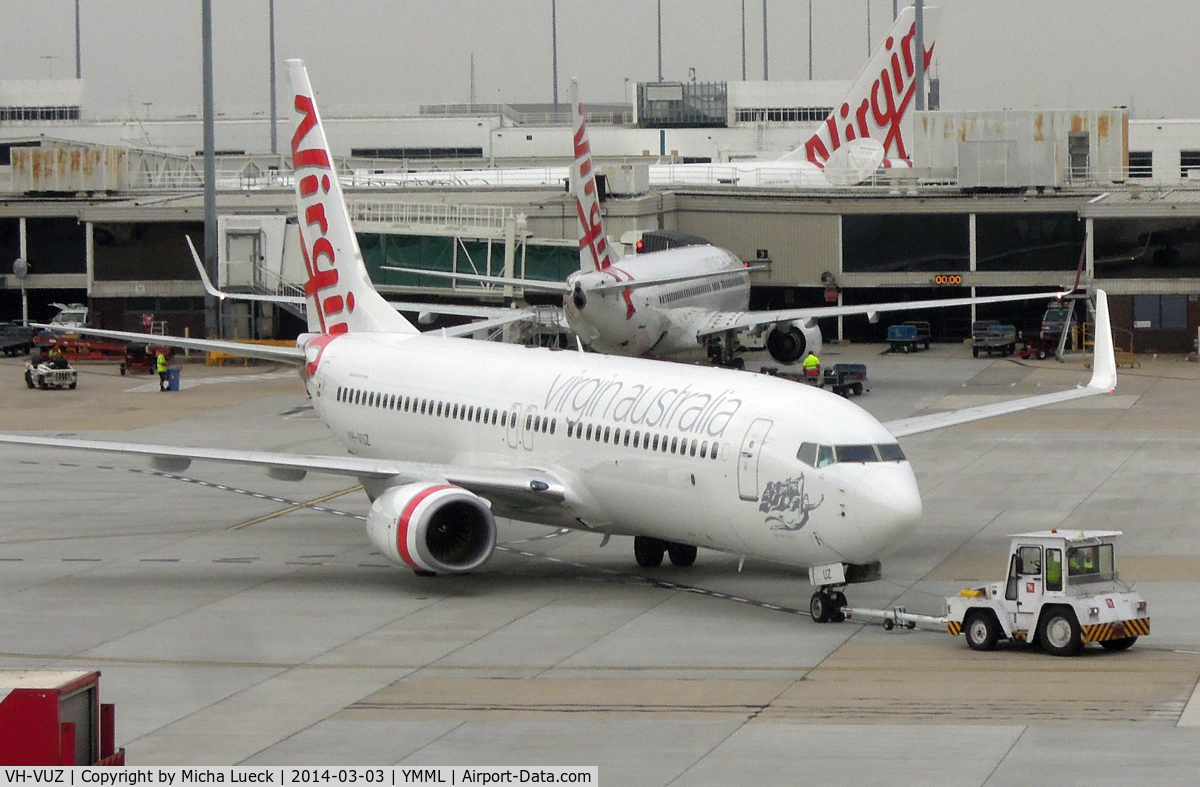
(365, 482), (497, 574)
(766, 319), (823, 365)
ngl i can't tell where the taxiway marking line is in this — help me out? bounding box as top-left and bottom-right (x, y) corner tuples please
(228, 485), (364, 530)
(0, 651), (814, 672)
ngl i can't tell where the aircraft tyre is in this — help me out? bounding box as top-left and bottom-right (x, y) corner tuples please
(413, 569), (437, 577)
(1100, 636), (1138, 651)
(964, 610), (1001, 651)
(634, 536), (666, 568)
(830, 591), (847, 623)
(727, 357), (745, 370)
(667, 542), (697, 567)
(810, 591), (833, 623)
(24, 371), (33, 388)
(1038, 607), (1083, 656)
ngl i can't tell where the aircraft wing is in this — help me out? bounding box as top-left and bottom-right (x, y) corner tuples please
(33, 324), (305, 363)
(382, 267), (571, 293)
(0, 434), (567, 505)
(387, 264), (767, 294)
(883, 291), (1117, 437)
(695, 290), (1071, 337)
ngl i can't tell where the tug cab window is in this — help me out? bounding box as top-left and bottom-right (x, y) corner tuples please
(1067, 543), (1115, 583)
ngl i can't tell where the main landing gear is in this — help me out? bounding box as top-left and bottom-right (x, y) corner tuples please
(705, 331), (745, 370)
(634, 536), (698, 568)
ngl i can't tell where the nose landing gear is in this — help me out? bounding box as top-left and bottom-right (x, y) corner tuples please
(809, 588), (848, 623)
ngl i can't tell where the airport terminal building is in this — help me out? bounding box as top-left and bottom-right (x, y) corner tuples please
(2, 76), (1200, 352)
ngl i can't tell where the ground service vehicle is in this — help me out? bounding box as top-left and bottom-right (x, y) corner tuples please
(972, 322), (1018, 357)
(887, 321), (932, 353)
(946, 530), (1148, 656)
(0, 323), (34, 356)
(822, 363), (868, 396)
(25, 356), (78, 390)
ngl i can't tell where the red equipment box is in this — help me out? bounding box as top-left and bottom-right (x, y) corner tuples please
(0, 670), (124, 765)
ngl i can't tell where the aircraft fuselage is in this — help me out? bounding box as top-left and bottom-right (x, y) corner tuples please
(311, 331), (921, 569)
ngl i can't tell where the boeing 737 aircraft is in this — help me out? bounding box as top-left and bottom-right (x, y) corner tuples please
(0, 60), (1118, 622)
(358, 7), (939, 191)
(390, 76), (1067, 369)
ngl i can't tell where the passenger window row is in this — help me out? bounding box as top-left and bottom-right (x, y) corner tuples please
(656, 276), (743, 306)
(334, 385), (558, 434)
(796, 441), (906, 468)
(567, 420), (719, 460)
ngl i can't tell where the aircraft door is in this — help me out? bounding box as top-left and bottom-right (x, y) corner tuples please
(737, 417), (774, 501)
(506, 404), (521, 448)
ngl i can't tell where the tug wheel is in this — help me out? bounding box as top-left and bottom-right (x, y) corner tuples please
(965, 610), (1001, 651)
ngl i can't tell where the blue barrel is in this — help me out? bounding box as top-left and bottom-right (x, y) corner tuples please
(166, 367), (181, 391)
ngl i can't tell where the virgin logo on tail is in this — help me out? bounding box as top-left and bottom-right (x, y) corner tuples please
(292, 93), (354, 335)
(804, 18), (935, 166)
(572, 106), (615, 272)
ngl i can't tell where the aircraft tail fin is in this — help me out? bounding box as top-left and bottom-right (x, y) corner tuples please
(570, 79), (617, 273)
(782, 5), (941, 166)
(287, 59), (417, 335)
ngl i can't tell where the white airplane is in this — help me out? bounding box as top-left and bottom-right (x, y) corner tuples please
(0, 60), (1118, 622)
(387, 77), (1068, 369)
(354, 6), (939, 191)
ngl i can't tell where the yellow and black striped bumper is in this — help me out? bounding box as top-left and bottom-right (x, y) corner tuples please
(1082, 617), (1150, 643)
(947, 620), (961, 636)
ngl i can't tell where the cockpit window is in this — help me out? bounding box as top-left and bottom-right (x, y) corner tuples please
(797, 442), (818, 467)
(835, 444), (879, 463)
(801, 442), (907, 467)
(816, 445), (835, 468)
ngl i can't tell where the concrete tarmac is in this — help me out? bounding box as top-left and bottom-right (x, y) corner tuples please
(1, 347), (1199, 783)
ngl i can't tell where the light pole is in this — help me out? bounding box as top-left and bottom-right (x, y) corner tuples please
(74, 0), (81, 79)
(269, 0), (277, 155)
(657, 0), (663, 82)
(551, 0), (559, 110)
(807, 0), (813, 80)
(202, 0), (218, 338)
(762, 0), (768, 80)
(915, 0), (925, 110)
(741, 0), (746, 81)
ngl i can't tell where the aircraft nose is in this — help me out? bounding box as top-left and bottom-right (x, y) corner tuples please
(850, 464), (922, 561)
